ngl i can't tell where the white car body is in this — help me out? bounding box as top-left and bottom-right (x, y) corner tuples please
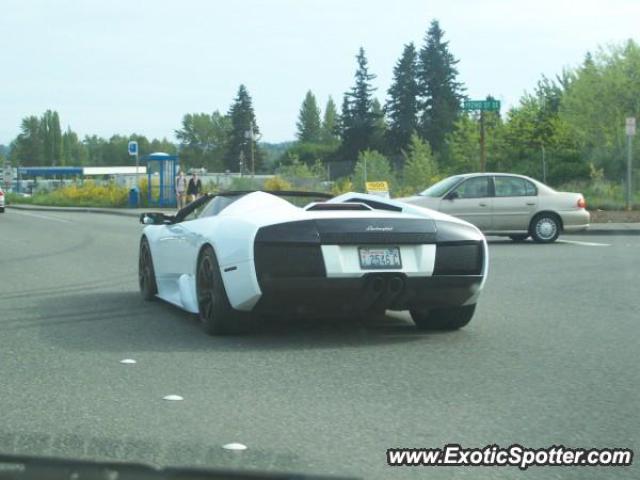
(139, 191), (489, 333)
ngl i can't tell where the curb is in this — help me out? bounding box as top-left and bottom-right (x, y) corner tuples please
(7, 204), (141, 218)
(7, 204), (640, 235)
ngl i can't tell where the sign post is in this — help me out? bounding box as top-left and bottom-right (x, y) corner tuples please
(128, 141), (139, 185)
(463, 99), (501, 172)
(626, 117), (636, 211)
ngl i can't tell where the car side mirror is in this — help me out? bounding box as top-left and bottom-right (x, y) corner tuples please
(444, 191), (459, 201)
(139, 212), (174, 225)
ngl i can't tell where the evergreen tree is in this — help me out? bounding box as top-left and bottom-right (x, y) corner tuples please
(341, 47), (378, 160)
(225, 85), (263, 173)
(41, 110), (62, 165)
(386, 43), (419, 155)
(402, 133), (438, 193)
(370, 98), (387, 153)
(296, 90), (322, 143)
(321, 96), (340, 144)
(61, 128), (82, 166)
(417, 20), (464, 153)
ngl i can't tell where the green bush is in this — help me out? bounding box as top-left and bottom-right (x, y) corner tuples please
(6, 181), (128, 207)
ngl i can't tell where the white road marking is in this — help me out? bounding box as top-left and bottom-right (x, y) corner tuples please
(558, 239), (611, 247)
(222, 443), (247, 451)
(162, 394), (184, 401)
(11, 209), (73, 223)
(120, 359), (136, 364)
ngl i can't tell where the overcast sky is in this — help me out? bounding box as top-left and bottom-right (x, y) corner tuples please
(1, 0), (639, 145)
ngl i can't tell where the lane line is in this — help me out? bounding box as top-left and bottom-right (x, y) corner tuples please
(10, 209), (74, 223)
(558, 239), (611, 247)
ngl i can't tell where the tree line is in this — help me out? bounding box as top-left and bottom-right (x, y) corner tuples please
(5, 19), (640, 191)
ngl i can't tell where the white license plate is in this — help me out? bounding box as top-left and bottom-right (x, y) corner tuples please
(358, 246), (402, 269)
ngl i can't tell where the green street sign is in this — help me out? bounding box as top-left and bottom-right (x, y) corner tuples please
(463, 99), (501, 111)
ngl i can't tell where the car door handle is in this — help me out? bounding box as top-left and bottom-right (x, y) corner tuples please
(526, 202), (535, 206)
(479, 202), (488, 207)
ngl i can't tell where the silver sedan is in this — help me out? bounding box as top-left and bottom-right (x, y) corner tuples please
(398, 173), (590, 243)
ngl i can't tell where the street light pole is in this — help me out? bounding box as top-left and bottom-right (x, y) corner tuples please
(627, 133), (633, 211)
(626, 117), (636, 211)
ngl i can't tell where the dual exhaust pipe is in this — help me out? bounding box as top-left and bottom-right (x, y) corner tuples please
(364, 275), (405, 310)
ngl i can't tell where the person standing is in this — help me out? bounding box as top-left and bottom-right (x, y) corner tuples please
(175, 170), (187, 209)
(187, 172), (202, 203)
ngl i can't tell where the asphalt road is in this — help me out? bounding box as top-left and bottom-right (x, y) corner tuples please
(0, 209), (638, 479)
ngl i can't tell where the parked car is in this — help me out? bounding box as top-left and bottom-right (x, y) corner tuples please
(0, 187), (5, 213)
(398, 173), (589, 243)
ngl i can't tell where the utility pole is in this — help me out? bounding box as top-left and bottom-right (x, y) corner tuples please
(626, 117), (636, 211)
(479, 110), (486, 172)
(463, 98), (500, 173)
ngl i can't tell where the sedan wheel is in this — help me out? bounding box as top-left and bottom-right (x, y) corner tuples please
(530, 214), (560, 243)
(196, 246), (247, 335)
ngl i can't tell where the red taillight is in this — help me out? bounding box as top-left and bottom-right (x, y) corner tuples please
(577, 197), (586, 209)
(0, 191), (4, 196)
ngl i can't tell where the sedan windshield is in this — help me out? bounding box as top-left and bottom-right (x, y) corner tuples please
(419, 176), (463, 197)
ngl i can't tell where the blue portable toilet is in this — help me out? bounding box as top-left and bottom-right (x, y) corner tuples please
(143, 153), (179, 208)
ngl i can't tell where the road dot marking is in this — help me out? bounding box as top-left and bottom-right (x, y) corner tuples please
(223, 443), (247, 451)
(163, 395), (184, 401)
(120, 359), (136, 364)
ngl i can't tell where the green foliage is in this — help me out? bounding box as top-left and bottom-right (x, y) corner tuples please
(321, 96), (340, 144)
(401, 134), (438, 195)
(175, 111), (230, 171)
(331, 177), (353, 195)
(7, 180), (128, 207)
(279, 142), (338, 168)
(443, 114), (480, 174)
(341, 48), (378, 160)
(417, 20), (464, 153)
(276, 157), (327, 190)
(560, 41), (640, 179)
(296, 91), (322, 143)
(351, 150), (395, 193)
(264, 176), (293, 191)
(386, 43), (419, 156)
(228, 176), (264, 191)
(225, 85), (264, 173)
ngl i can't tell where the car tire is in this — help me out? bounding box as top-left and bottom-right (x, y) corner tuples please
(139, 237), (158, 300)
(0, 207), (5, 213)
(196, 245), (248, 335)
(509, 234), (529, 242)
(410, 304), (476, 330)
(530, 213), (561, 243)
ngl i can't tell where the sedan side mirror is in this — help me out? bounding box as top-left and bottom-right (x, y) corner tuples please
(444, 191), (459, 201)
(139, 212), (174, 225)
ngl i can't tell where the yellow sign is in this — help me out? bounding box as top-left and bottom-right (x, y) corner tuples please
(365, 181), (389, 192)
